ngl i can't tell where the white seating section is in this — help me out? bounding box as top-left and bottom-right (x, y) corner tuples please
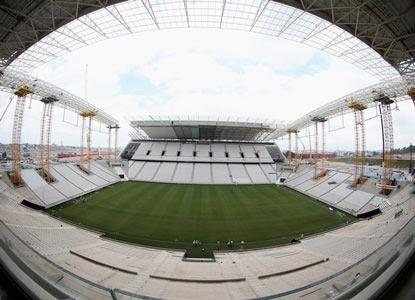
(308, 172), (352, 197)
(21, 169), (66, 207)
(136, 162), (160, 181)
(254, 145), (273, 162)
(129, 161), (277, 185)
(128, 141), (277, 185)
(212, 164), (232, 184)
(154, 162), (177, 182)
(131, 141), (274, 163)
(193, 163), (212, 183)
(320, 183), (354, 205)
(285, 169), (315, 187)
(172, 163), (193, 183)
(228, 164), (251, 183)
(245, 164), (270, 183)
(337, 190), (374, 212)
(50, 167), (83, 198)
(370, 196), (392, 210)
(282, 166), (396, 216)
(21, 162), (120, 208)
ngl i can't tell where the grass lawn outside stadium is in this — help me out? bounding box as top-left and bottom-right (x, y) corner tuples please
(48, 181), (355, 258)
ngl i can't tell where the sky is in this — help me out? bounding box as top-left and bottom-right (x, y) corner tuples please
(0, 28), (413, 151)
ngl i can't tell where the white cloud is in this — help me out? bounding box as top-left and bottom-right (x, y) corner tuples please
(0, 29), (412, 152)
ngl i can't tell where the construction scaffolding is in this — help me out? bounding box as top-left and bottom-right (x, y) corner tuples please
(294, 131), (300, 168)
(349, 101), (367, 187)
(106, 125), (121, 166)
(375, 95), (395, 194)
(10, 85), (32, 186)
(38, 97), (58, 182)
(107, 126), (112, 165)
(286, 129), (300, 170)
(114, 125), (120, 161)
(311, 117), (327, 179)
(79, 111), (96, 174)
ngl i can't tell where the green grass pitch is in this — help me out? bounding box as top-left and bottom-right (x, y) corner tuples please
(49, 181), (354, 257)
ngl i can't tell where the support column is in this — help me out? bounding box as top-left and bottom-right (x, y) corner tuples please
(45, 102), (54, 180)
(294, 131), (299, 167)
(287, 131), (292, 167)
(79, 111), (96, 173)
(11, 86), (32, 186)
(314, 121), (318, 178)
(375, 95), (395, 194)
(39, 103), (48, 177)
(321, 121), (326, 171)
(86, 115), (93, 172)
(311, 117), (327, 179)
(107, 126), (113, 165)
(114, 125), (119, 160)
(38, 97), (58, 182)
(80, 116), (86, 167)
(349, 101), (367, 187)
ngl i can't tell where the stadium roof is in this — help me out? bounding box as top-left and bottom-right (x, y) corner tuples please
(0, 0), (414, 79)
(0, 68), (119, 126)
(265, 76), (415, 140)
(130, 119), (280, 141)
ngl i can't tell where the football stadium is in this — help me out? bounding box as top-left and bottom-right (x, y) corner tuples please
(0, 1), (414, 299)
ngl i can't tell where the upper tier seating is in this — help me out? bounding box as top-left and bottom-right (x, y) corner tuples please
(129, 141), (277, 164)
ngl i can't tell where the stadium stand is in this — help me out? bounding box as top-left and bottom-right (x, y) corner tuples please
(195, 144), (211, 162)
(50, 167), (83, 198)
(245, 164), (270, 183)
(162, 142), (181, 161)
(211, 143), (226, 159)
(132, 142), (153, 160)
(211, 164), (232, 184)
(90, 162), (119, 183)
(226, 144), (244, 163)
(239, 145), (257, 163)
(136, 162), (160, 181)
(19, 162), (120, 208)
(263, 145), (284, 162)
(294, 171), (336, 192)
(228, 164), (252, 184)
(285, 169), (315, 187)
(370, 196), (392, 210)
(128, 161), (145, 179)
(337, 190), (375, 213)
(0, 171), (414, 299)
(21, 169), (67, 207)
(320, 183), (354, 205)
(308, 172), (352, 197)
(154, 162), (177, 183)
(172, 163), (194, 183)
(260, 164), (278, 182)
(120, 141), (140, 160)
(66, 164), (108, 186)
(193, 163), (212, 183)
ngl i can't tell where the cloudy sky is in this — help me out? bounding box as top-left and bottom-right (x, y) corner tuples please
(0, 29), (413, 151)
